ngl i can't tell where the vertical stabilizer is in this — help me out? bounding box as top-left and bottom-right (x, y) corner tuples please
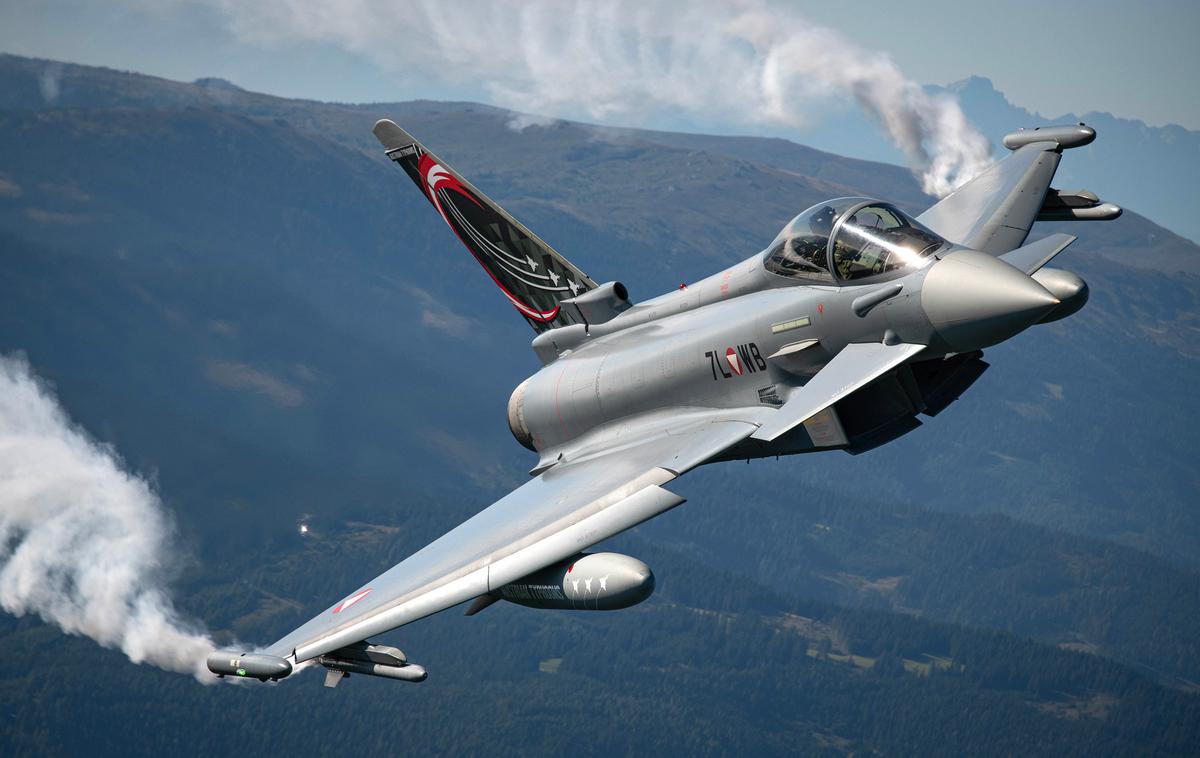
(373, 119), (598, 332)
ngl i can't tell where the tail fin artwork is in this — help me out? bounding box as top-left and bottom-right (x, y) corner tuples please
(373, 119), (598, 332)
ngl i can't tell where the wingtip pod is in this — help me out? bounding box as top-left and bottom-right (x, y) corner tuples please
(372, 118), (418, 151)
(206, 650), (293, 681)
(1003, 123), (1095, 151)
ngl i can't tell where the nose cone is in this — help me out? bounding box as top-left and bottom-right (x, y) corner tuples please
(922, 250), (1060, 351)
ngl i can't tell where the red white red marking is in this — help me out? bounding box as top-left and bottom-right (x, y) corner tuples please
(725, 347), (744, 375)
(417, 154), (560, 323)
(333, 588), (373, 614)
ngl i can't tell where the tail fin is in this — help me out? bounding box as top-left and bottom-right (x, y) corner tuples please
(373, 119), (598, 332)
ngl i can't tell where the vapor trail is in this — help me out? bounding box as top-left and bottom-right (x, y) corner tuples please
(0, 354), (217, 683)
(197, 0), (992, 195)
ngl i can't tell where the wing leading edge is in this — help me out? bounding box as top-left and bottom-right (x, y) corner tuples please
(917, 141), (1061, 256)
(261, 341), (938, 670)
(917, 123), (1118, 257)
(264, 415), (757, 665)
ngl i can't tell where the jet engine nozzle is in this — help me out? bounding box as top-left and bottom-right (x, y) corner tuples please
(922, 250), (1059, 352)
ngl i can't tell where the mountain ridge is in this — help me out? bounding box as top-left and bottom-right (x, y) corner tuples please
(933, 74), (1200, 244)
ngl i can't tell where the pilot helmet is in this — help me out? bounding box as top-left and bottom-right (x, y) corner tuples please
(810, 205), (838, 235)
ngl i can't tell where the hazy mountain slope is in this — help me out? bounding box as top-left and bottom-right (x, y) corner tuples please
(937, 75), (1200, 244)
(601, 71), (1200, 247)
(623, 128), (931, 211)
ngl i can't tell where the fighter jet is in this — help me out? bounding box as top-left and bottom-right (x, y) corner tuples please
(208, 121), (1119, 686)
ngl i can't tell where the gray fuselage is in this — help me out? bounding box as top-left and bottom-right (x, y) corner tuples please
(512, 249), (938, 463)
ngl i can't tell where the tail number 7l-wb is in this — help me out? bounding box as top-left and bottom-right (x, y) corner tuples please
(705, 344), (767, 380)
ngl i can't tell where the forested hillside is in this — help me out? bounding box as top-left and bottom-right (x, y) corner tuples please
(3, 519), (1198, 756)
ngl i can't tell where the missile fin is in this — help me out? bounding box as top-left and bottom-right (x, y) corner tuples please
(324, 669), (348, 688)
(465, 594), (501, 616)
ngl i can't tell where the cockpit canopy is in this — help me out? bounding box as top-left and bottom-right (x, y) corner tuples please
(764, 198), (948, 285)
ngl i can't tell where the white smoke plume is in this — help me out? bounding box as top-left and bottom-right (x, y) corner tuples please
(38, 61), (62, 104)
(192, 0), (992, 195)
(0, 354), (217, 683)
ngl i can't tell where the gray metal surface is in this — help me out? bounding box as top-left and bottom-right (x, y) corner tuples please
(752, 342), (926, 442)
(1000, 233), (1077, 274)
(495, 552), (655, 611)
(1031, 268), (1090, 324)
(1036, 187), (1122, 222)
(1002, 124), (1095, 150)
(245, 117), (1114, 685)
(206, 651), (292, 681)
(318, 657), (428, 683)
(266, 419), (753, 662)
(852, 283), (905, 316)
(921, 250), (1060, 351)
(918, 142), (1061, 255)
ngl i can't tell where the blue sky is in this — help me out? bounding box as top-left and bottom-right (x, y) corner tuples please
(2, 0), (1196, 130)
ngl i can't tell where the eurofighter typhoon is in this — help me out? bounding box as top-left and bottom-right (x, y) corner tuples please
(208, 121), (1118, 687)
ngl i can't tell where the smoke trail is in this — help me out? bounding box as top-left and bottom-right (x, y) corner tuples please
(194, 0), (992, 195)
(0, 354), (217, 683)
(38, 61), (62, 104)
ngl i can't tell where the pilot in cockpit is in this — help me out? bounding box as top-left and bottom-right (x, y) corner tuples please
(765, 198), (947, 284)
(809, 204), (837, 236)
